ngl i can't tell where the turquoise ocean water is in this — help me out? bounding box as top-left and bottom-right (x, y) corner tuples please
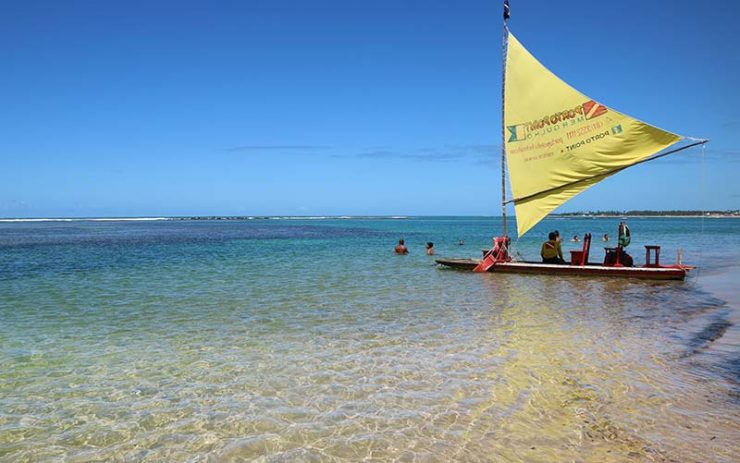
(1, 217), (738, 462)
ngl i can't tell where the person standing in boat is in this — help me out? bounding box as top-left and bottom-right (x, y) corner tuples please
(394, 239), (409, 254)
(617, 222), (633, 266)
(541, 232), (565, 264)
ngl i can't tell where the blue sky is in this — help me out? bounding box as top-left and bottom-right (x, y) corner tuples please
(1, 0), (738, 217)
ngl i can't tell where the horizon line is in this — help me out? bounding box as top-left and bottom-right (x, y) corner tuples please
(2, 210), (739, 222)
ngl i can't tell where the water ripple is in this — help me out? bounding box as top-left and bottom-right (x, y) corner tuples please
(1, 219), (738, 462)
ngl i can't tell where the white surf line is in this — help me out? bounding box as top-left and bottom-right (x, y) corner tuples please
(0, 217), (171, 222)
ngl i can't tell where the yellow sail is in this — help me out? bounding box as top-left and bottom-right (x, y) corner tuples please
(504, 33), (682, 237)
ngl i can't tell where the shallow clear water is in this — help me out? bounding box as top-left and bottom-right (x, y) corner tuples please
(1, 217), (738, 462)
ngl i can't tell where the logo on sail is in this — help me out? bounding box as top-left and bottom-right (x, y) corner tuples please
(507, 125), (528, 142)
(507, 100), (608, 142)
(583, 100), (607, 119)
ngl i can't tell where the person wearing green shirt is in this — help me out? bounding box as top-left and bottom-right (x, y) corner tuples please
(541, 231), (565, 264)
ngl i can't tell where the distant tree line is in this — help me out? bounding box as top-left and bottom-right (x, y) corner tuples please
(553, 210), (740, 217)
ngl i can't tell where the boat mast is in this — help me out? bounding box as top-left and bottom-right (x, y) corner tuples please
(501, 0), (510, 237)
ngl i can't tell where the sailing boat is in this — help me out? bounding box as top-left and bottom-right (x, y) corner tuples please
(436, 1), (706, 281)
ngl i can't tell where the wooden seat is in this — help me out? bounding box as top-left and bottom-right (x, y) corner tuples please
(645, 245), (661, 267)
(603, 247), (621, 266)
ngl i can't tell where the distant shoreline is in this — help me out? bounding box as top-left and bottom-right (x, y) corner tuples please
(551, 214), (740, 219)
(0, 216), (411, 222)
(552, 210), (739, 218)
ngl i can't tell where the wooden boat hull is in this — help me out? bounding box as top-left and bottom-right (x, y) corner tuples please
(435, 259), (690, 281)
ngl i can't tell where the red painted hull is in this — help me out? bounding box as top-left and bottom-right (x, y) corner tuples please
(435, 259), (690, 280)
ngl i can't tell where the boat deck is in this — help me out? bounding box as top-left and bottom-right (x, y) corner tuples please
(435, 258), (690, 280)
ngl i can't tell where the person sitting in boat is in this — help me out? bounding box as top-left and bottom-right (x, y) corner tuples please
(541, 232), (565, 264)
(425, 242), (435, 255)
(394, 239), (409, 254)
(491, 235), (512, 262)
